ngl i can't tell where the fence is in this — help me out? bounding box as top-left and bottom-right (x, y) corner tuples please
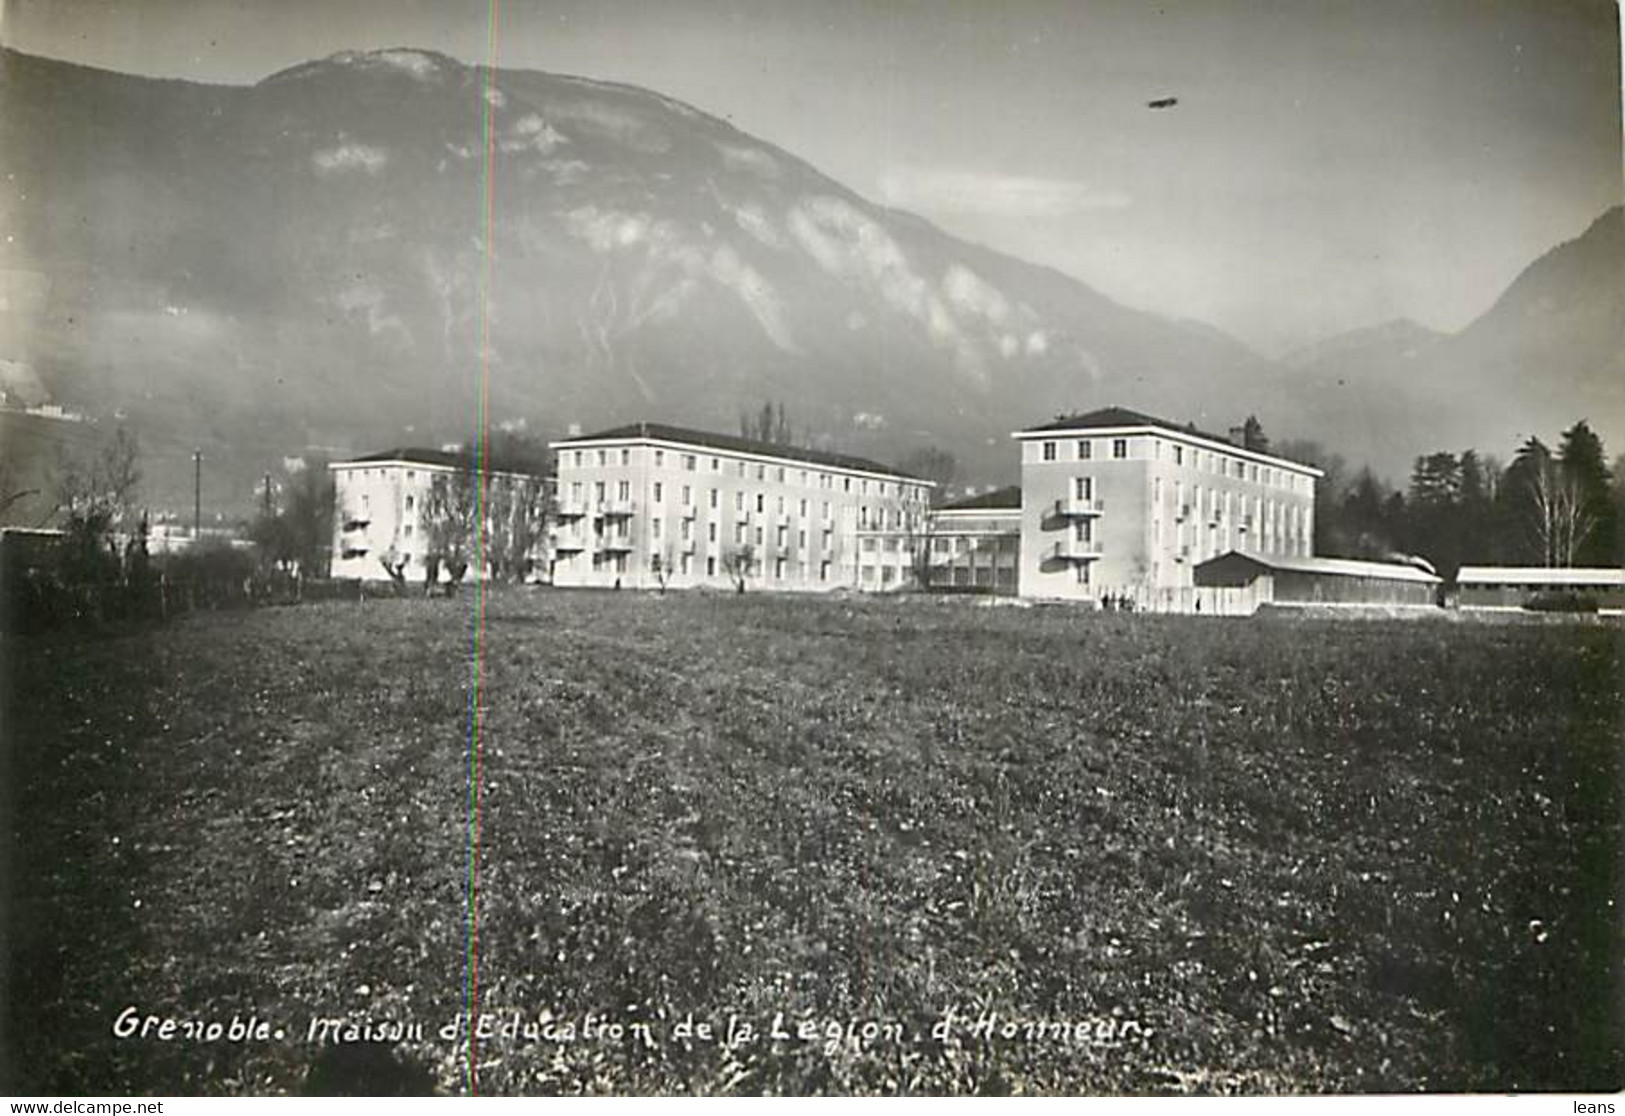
(1096, 582), (1268, 616)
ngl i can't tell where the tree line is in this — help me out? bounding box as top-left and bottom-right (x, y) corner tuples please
(1277, 419), (1622, 579)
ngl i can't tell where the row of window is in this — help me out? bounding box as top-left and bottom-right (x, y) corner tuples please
(562, 446), (925, 501)
(565, 480), (919, 530)
(1038, 436), (1311, 491)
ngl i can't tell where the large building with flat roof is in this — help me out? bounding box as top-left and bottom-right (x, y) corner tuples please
(550, 422), (933, 592)
(1013, 407), (1321, 602)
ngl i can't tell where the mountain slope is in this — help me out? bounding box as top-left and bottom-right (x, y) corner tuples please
(1, 46), (1282, 508)
(1286, 208), (1624, 477)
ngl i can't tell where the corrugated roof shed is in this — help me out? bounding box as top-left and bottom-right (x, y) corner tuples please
(1199, 551), (1441, 583)
(1457, 565), (1624, 588)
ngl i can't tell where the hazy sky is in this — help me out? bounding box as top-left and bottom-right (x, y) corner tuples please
(5, 0), (1621, 354)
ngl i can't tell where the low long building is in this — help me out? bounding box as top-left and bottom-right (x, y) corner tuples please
(1013, 407), (1321, 602)
(1455, 565), (1625, 613)
(1195, 551), (1442, 611)
(922, 486), (1022, 595)
(550, 422), (933, 592)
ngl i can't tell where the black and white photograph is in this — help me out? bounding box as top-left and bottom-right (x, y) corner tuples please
(1, 0), (1621, 1098)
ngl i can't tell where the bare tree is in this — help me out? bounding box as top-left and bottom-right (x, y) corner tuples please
(485, 472), (549, 583)
(51, 426), (142, 582)
(650, 544), (676, 594)
(1529, 459), (1594, 567)
(720, 544), (755, 594)
(424, 469), (479, 594)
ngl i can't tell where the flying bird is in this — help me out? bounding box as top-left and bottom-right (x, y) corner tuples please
(1147, 96), (1179, 109)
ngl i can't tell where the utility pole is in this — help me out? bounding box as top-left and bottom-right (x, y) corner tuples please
(193, 450), (203, 539)
(262, 473), (274, 520)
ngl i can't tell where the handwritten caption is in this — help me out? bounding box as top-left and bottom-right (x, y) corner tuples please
(114, 1005), (1152, 1056)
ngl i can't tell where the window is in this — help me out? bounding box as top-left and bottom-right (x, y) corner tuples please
(799, 498), (808, 517)
(653, 481), (663, 502)
(1077, 439), (1092, 460)
(683, 454), (696, 471)
(707, 556), (717, 576)
(862, 537), (877, 552)
(403, 524), (414, 538)
(735, 492), (745, 512)
(756, 493), (765, 513)
(654, 450), (664, 467)
(618, 480), (631, 500)
(843, 478), (852, 493)
(1174, 446), (1185, 467)
(1042, 441), (1056, 461)
(681, 485), (691, 506)
(404, 495), (415, 511)
(754, 526), (764, 546)
(1075, 476), (1093, 500)
(597, 450), (607, 466)
(1112, 438), (1128, 459)
(756, 464), (765, 481)
(680, 519), (691, 541)
(574, 451), (583, 467)
(710, 488), (719, 509)
(652, 519), (663, 540)
(775, 467), (785, 482)
(711, 457), (720, 471)
(708, 522), (718, 542)
(775, 557), (786, 579)
(621, 449), (631, 466)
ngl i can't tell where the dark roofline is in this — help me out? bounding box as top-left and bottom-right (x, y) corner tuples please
(1015, 406), (1320, 475)
(336, 446), (546, 476)
(557, 421), (931, 483)
(936, 485), (1022, 512)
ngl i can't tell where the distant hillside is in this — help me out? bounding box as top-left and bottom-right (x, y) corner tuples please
(1, 46), (1283, 512)
(1285, 208), (1625, 478)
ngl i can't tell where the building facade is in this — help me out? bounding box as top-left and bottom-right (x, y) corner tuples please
(1012, 407), (1320, 602)
(329, 448), (548, 583)
(922, 486), (1022, 595)
(550, 422), (932, 592)
(1455, 565), (1625, 613)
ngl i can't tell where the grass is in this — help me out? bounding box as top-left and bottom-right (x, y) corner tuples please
(3, 589), (1621, 1094)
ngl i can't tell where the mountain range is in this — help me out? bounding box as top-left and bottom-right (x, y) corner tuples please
(1, 46), (1619, 512)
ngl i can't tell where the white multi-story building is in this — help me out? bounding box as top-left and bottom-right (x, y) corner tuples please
(1013, 407), (1321, 601)
(550, 422), (933, 591)
(329, 447), (548, 583)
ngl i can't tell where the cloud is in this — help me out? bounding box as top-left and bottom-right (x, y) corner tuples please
(313, 143), (388, 174)
(877, 168), (1132, 217)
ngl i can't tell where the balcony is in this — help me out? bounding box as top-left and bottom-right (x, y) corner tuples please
(1054, 495), (1104, 518)
(600, 536), (633, 553)
(680, 505), (698, 520)
(598, 499), (635, 518)
(555, 500), (589, 520)
(1049, 537), (1102, 562)
(553, 532), (587, 552)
